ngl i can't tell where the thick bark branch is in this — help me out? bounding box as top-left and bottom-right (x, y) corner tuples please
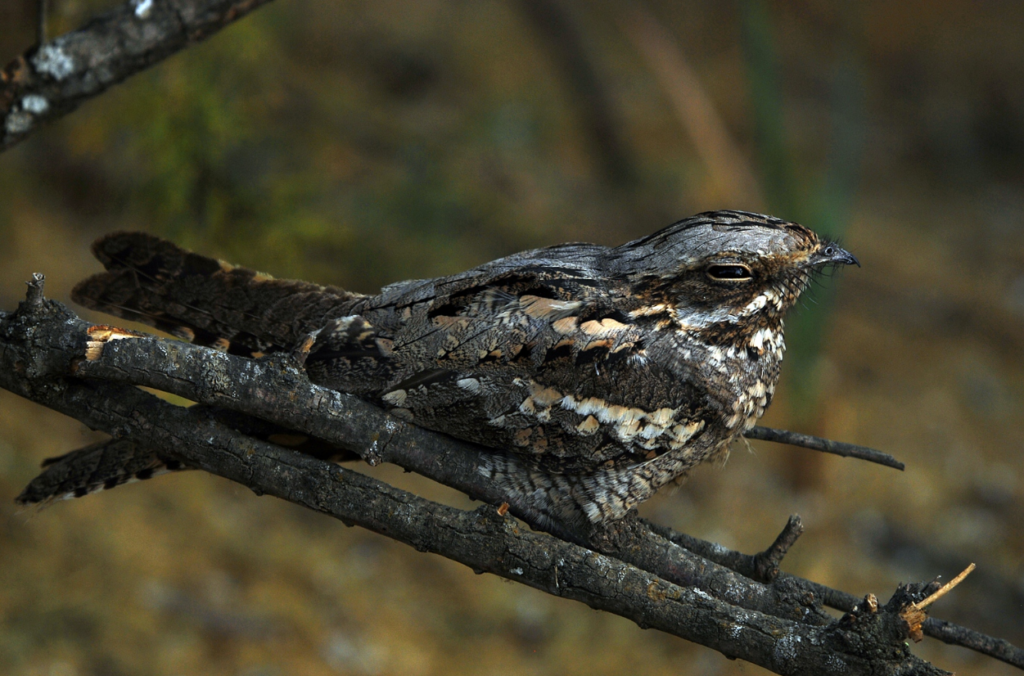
(5, 285), (1017, 674)
(1, 0), (274, 152)
(0, 364), (902, 675)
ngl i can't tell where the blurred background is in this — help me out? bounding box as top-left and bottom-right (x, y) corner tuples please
(1, 1), (1023, 674)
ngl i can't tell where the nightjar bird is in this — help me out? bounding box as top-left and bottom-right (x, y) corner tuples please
(21, 210), (857, 529)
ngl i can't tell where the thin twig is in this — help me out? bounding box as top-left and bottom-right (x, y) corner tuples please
(925, 618), (1023, 668)
(24, 273), (45, 307)
(913, 564), (976, 610)
(901, 566), (976, 643)
(745, 425), (905, 470)
(752, 514), (804, 582)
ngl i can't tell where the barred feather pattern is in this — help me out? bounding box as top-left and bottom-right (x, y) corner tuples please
(17, 439), (187, 506)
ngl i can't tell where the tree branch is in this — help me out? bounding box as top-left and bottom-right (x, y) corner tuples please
(61, 304), (868, 627)
(648, 521), (1024, 669)
(5, 283), (1018, 674)
(1, 0), (274, 152)
(745, 425), (905, 470)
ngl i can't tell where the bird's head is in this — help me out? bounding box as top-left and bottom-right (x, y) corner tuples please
(607, 210), (858, 331)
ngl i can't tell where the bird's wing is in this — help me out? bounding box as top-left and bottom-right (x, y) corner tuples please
(302, 249), (709, 473)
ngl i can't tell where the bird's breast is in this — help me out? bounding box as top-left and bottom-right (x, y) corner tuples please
(668, 322), (785, 434)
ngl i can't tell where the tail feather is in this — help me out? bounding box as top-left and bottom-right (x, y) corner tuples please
(72, 232), (364, 355)
(16, 431), (361, 507)
(16, 439), (187, 506)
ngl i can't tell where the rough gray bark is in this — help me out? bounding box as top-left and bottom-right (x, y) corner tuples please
(4, 277), (1020, 675)
(1, 0), (274, 151)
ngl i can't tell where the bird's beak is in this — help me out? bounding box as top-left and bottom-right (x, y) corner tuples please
(813, 244), (860, 268)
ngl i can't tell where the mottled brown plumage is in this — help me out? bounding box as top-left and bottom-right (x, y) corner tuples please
(22, 210), (857, 528)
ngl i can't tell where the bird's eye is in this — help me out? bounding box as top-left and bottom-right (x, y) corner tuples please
(706, 264), (753, 281)
(822, 246), (836, 257)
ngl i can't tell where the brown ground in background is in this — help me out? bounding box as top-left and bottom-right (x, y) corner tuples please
(1, 1), (1023, 675)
